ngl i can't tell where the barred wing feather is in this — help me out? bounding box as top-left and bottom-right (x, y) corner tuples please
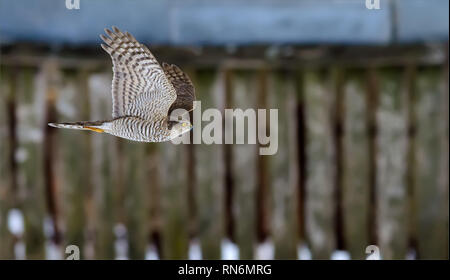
(100, 26), (176, 120)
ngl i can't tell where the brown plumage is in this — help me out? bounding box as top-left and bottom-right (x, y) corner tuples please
(163, 62), (196, 114)
(163, 62), (196, 129)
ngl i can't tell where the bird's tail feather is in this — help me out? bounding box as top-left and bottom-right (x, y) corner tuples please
(48, 121), (108, 133)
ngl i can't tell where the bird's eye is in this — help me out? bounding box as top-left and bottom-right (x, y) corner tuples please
(182, 123), (187, 127)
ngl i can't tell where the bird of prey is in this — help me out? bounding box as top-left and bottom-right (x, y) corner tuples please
(49, 26), (195, 142)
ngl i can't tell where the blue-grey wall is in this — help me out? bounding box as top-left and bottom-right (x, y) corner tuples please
(0, 0), (447, 46)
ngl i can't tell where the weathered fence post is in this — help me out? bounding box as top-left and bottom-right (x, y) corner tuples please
(194, 69), (225, 259)
(376, 67), (408, 259)
(342, 69), (370, 259)
(331, 67), (345, 253)
(256, 69), (270, 247)
(123, 139), (148, 259)
(89, 73), (116, 259)
(295, 70), (307, 249)
(405, 65), (419, 256)
(146, 146), (162, 258)
(224, 69), (235, 246)
(230, 70), (258, 259)
(42, 59), (63, 252)
(17, 67), (46, 259)
(269, 70), (299, 259)
(58, 68), (92, 258)
(413, 66), (448, 259)
(303, 69), (335, 259)
(160, 142), (189, 259)
(0, 67), (15, 259)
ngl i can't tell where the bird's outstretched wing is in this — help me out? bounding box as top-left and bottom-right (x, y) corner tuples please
(100, 27), (176, 120)
(162, 63), (196, 115)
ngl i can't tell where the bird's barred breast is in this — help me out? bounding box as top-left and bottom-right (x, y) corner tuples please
(111, 116), (170, 142)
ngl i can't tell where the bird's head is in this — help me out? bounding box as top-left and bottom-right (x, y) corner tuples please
(169, 120), (193, 139)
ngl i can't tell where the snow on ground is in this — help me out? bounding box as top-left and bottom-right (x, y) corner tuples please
(221, 239), (239, 260)
(188, 239), (202, 260)
(4, 214), (377, 260)
(145, 244), (159, 260)
(7, 209), (25, 260)
(330, 250), (351, 260)
(114, 223), (128, 260)
(14, 240), (26, 260)
(43, 216), (63, 259)
(45, 241), (62, 260)
(7, 208), (24, 236)
(406, 249), (416, 260)
(255, 239), (274, 259)
(297, 244), (312, 260)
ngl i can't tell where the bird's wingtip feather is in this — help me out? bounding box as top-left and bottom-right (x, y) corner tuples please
(100, 43), (112, 53)
(105, 28), (114, 37)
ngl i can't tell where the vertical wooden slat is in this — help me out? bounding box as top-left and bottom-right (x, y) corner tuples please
(303, 69), (335, 259)
(224, 69), (235, 243)
(89, 73), (115, 259)
(295, 71), (307, 246)
(256, 69), (270, 244)
(42, 59), (62, 248)
(342, 69), (370, 259)
(366, 68), (378, 248)
(123, 140), (148, 259)
(147, 148), (162, 258)
(376, 67), (408, 259)
(6, 66), (18, 206)
(17, 67), (46, 259)
(58, 68), (92, 258)
(269, 70), (299, 259)
(331, 68), (345, 252)
(0, 67), (15, 259)
(442, 54), (449, 259)
(413, 66), (448, 259)
(80, 70), (95, 260)
(405, 65), (419, 256)
(194, 69), (225, 259)
(186, 66), (198, 240)
(441, 54), (449, 259)
(160, 143), (189, 259)
(231, 70), (258, 259)
(114, 136), (125, 240)
(146, 145), (162, 257)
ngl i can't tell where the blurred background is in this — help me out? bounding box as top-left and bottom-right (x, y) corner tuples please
(0, 0), (448, 260)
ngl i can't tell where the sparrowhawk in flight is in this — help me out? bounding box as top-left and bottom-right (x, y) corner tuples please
(49, 26), (195, 142)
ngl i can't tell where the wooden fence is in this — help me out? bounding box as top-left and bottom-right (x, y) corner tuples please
(0, 45), (448, 259)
